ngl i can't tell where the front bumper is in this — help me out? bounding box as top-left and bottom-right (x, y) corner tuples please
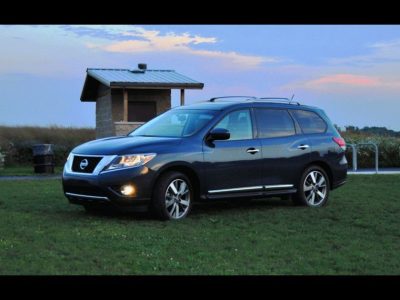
(62, 165), (156, 210)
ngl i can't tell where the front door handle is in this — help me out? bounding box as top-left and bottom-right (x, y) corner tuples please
(297, 144), (310, 150)
(246, 148), (260, 154)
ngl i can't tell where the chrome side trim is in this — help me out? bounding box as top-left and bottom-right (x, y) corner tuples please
(208, 184), (294, 194)
(208, 186), (263, 194)
(264, 184), (294, 189)
(65, 192), (110, 201)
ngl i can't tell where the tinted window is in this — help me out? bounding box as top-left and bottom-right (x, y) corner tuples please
(292, 110), (327, 134)
(214, 109), (253, 140)
(255, 109), (296, 138)
(130, 109), (216, 137)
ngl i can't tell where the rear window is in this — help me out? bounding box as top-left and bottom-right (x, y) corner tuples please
(292, 110), (327, 134)
(255, 109), (296, 138)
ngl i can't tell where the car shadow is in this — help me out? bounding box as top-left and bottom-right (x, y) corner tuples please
(60, 196), (294, 221)
(191, 197), (294, 216)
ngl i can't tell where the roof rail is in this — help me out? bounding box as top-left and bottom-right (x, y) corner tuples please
(256, 97), (301, 105)
(208, 96), (301, 105)
(209, 96), (257, 102)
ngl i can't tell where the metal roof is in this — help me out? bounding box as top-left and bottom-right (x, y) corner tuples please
(81, 68), (204, 101)
(89, 68), (203, 87)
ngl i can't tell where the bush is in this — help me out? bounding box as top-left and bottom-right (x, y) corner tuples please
(0, 126), (95, 166)
(342, 132), (400, 168)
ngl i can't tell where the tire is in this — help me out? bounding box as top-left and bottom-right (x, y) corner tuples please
(151, 171), (193, 220)
(292, 165), (330, 207)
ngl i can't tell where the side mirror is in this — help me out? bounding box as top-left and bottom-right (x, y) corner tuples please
(208, 128), (230, 141)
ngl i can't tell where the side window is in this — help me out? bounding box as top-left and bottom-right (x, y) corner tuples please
(292, 110), (327, 134)
(255, 109), (296, 138)
(214, 109), (253, 140)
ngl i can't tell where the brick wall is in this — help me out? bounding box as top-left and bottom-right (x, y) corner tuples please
(96, 88), (172, 138)
(95, 90), (114, 138)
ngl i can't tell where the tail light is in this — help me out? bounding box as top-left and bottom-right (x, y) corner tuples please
(333, 137), (346, 150)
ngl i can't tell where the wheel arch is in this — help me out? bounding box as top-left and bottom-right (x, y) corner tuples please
(152, 162), (201, 201)
(304, 160), (334, 190)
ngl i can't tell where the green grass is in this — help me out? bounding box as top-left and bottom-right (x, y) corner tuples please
(0, 175), (399, 275)
(0, 165), (63, 176)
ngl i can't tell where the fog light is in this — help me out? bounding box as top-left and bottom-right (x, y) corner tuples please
(121, 184), (135, 196)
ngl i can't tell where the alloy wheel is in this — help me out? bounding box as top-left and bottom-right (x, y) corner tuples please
(165, 179), (191, 219)
(303, 170), (327, 206)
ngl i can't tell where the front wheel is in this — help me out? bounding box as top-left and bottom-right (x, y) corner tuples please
(292, 166), (330, 207)
(151, 171), (193, 220)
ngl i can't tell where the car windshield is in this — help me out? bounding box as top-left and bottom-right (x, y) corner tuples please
(129, 109), (216, 138)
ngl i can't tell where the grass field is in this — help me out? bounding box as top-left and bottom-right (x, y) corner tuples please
(0, 175), (399, 275)
(0, 165), (63, 176)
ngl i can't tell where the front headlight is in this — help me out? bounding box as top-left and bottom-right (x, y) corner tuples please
(103, 153), (156, 171)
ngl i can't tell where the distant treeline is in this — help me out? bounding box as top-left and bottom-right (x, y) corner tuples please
(337, 125), (400, 138)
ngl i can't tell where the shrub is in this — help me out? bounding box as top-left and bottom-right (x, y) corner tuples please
(342, 132), (400, 168)
(0, 126), (95, 166)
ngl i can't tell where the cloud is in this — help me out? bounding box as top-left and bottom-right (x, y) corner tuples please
(329, 38), (400, 66)
(84, 26), (280, 69)
(59, 25), (139, 41)
(290, 73), (400, 92)
(307, 74), (380, 87)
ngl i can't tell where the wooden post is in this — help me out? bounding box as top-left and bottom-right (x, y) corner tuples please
(180, 89), (185, 106)
(123, 89), (128, 122)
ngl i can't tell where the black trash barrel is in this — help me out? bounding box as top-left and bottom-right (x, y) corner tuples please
(32, 144), (55, 174)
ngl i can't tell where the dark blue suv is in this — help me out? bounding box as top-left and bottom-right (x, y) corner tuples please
(62, 97), (347, 220)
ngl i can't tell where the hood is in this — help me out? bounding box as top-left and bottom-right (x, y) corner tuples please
(72, 136), (182, 156)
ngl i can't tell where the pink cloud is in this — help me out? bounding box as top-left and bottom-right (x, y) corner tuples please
(309, 74), (380, 87)
(281, 72), (400, 93)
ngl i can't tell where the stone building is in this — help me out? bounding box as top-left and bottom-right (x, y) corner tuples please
(80, 64), (204, 138)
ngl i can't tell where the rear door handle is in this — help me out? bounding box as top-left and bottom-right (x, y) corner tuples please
(246, 148), (260, 154)
(297, 144), (310, 150)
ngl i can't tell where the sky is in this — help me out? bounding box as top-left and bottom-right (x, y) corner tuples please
(0, 25), (399, 130)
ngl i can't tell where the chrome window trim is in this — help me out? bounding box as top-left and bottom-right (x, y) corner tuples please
(65, 192), (110, 201)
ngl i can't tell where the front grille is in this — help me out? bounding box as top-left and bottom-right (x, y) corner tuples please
(72, 155), (102, 173)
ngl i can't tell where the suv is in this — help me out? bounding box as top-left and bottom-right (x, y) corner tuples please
(62, 97), (347, 220)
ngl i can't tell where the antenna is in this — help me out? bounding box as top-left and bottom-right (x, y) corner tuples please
(289, 94), (295, 104)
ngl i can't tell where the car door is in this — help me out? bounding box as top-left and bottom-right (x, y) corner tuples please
(203, 109), (263, 196)
(254, 108), (311, 189)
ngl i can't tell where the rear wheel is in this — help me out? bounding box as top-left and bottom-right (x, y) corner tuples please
(292, 165), (330, 207)
(151, 171), (193, 220)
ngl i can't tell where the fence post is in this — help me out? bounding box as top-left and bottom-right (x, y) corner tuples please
(354, 143), (379, 174)
(374, 143), (379, 174)
(349, 144), (357, 171)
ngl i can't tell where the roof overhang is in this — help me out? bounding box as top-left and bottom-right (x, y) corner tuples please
(81, 73), (204, 102)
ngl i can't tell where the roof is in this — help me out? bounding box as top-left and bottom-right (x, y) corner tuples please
(81, 68), (204, 101)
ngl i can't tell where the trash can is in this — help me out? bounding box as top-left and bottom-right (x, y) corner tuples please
(32, 144), (55, 174)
